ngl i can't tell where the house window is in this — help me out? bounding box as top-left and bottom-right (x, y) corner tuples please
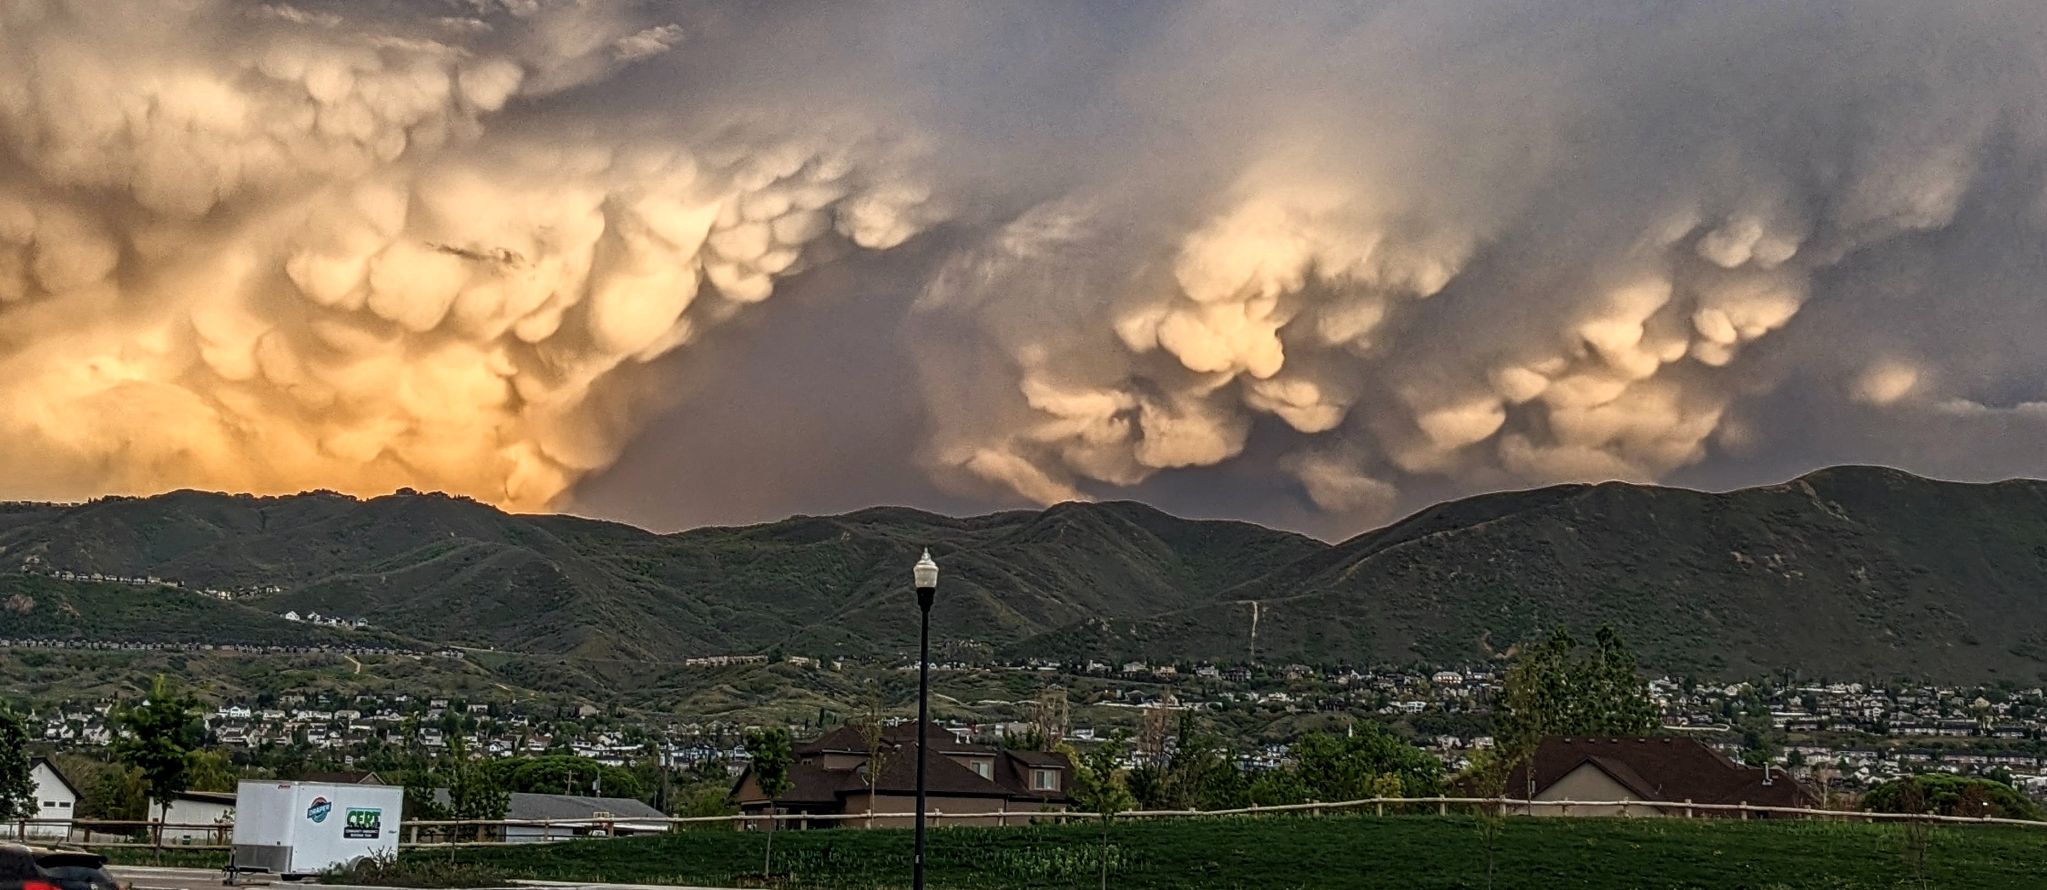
(1031, 769), (1058, 791)
(970, 760), (992, 779)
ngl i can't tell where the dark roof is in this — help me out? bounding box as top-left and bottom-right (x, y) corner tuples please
(1506, 737), (1816, 808)
(737, 723), (1077, 808)
(298, 771), (384, 785)
(506, 792), (665, 822)
(428, 790), (665, 820)
(846, 748), (1014, 799)
(29, 758), (81, 798)
(163, 790), (238, 806)
(994, 750), (1072, 804)
(796, 722), (995, 757)
(1006, 750), (1070, 768)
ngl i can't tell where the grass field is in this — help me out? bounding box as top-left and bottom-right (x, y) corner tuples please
(376, 814), (2047, 889)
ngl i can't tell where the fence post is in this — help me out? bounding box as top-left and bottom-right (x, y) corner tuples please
(1739, 801), (1750, 821)
(1619, 801), (1630, 819)
(1438, 801), (1447, 816)
(1375, 802), (1384, 817)
(1684, 799), (1693, 819)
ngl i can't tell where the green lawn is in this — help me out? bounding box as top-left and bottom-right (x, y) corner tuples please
(393, 814), (2047, 889)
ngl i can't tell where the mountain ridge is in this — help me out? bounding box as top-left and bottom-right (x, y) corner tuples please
(2, 465), (2045, 681)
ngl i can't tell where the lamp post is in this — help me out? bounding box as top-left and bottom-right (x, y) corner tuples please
(911, 549), (939, 890)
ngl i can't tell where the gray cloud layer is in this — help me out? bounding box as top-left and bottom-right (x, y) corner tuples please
(3, 1), (2044, 535)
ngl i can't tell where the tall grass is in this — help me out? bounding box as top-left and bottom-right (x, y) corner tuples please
(392, 813), (2047, 890)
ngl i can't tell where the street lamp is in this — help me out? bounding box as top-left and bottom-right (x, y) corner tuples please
(911, 549), (939, 890)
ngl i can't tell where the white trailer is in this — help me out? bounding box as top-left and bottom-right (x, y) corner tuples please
(229, 780), (405, 880)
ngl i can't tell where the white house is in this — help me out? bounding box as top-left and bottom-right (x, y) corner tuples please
(145, 790), (237, 844)
(27, 758), (80, 839)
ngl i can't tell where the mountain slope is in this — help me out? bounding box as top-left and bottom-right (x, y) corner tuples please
(3, 467), (2045, 680)
(1028, 467), (2047, 679)
(0, 491), (1321, 663)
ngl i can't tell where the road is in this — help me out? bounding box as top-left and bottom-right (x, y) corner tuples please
(108, 866), (742, 890)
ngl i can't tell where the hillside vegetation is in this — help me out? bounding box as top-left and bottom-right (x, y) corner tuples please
(4, 466), (2047, 680)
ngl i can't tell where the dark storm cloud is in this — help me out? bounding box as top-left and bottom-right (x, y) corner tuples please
(591, 1), (2047, 536)
(1, 1), (2044, 536)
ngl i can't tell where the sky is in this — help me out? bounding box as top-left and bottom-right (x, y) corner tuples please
(3, 0), (2046, 538)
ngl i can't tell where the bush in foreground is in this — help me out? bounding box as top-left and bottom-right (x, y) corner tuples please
(1860, 774), (2043, 821)
(326, 855), (531, 889)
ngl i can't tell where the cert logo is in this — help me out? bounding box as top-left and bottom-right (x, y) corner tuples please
(344, 808), (383, 839)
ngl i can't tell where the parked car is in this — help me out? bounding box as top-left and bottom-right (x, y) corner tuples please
(0, 844), (59, 890)
(28, 850), (120, 890)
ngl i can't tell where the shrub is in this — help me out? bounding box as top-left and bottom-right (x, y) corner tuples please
(1860, 774), (2042, 821)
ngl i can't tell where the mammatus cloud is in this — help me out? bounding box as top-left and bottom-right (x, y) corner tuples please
(0, 0), (937, 508)
(8, 1), (2047, 528)
(910, 2), (2047, 524)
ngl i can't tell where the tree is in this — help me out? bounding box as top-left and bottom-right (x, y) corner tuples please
(1588, 627), (1658, 733)
(112, 676), (202, 860)
(485, 755), (644, 800)
(186, 751), (238, 793)
(1459, 748), (1513, 890)
(0, 706), (34, 824)
(53, 755), (145, 822)
(743, 728), (794, 878)
(1137, 708), (1173, 763)
(1031, 687), (1070, 746)
(404, 738), (510, 843)
(1063, 732), (1137, 890)
(443, 737), (510, 842)
(1157, 717), (1248, 811)
(1262, 726), (1444, 804)
(1246, 767), (1311, 807)
(1862, 774), (2041, 821)
(856, 688), (891, 827)
(1494, 626), (1657, 798)
(1496, 629), (1572, 799)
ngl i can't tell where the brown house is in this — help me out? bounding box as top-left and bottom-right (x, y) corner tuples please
(1505, 736), (1818, 817)
(731, 722), (1073, 828)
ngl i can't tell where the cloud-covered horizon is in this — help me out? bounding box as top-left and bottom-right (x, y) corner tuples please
(5, 0), (2047, 536)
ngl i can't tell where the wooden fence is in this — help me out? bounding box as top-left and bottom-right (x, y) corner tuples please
(15, 796), (2045, 852)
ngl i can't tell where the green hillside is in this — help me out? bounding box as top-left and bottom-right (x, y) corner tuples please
(4, 466), (2047, 680)
(0, 573), (404, 649)
(1029, 467), (2047, 679)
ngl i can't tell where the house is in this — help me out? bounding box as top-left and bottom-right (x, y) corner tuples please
(297, 770), (385, 785)
(1504, 737), (1818, 818)
(145, 790), (238, 843)
(427, 790), (666, 843)
(731, 721), (1073, 828)
(27, 758), (80, 840)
